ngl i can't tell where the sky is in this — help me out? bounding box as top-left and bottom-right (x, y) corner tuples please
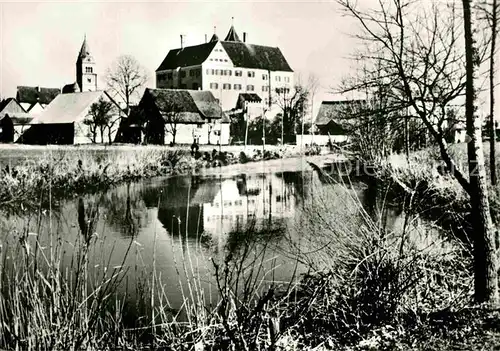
(0, 0), (498, 116)
(0, 0), (361, 114)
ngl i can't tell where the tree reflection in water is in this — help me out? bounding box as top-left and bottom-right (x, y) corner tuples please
(98, 182), (149, 237)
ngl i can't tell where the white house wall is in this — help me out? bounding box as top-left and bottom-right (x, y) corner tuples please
(164, 122), (230, 145)
(202, 174), (295, 240)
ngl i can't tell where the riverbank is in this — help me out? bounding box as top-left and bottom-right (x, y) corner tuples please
(0, 144), (343, 210)
(1, 144), (500, 350)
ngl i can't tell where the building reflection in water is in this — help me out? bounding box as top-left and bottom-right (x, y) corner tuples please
(154, 173), (297, 244)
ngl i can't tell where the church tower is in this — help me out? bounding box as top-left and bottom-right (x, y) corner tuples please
(76, 35), (97, 92)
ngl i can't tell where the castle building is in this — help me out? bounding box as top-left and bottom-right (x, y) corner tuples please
(155, 25), (294, 116)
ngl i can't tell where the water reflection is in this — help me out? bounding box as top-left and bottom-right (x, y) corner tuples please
(2, 168), (437, 316)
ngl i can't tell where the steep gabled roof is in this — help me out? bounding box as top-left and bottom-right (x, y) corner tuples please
(220, 42), (293, 72)
(236, 93), (262, 109)
(0, 98), (26, 116)
(16, 86), (61, 105)
(143, 88), (228, 123)
(315, 100), (367, 126)
(156, 42), (218, 71)
(32, 91), (117, 124)
(156, 29), (293, 72)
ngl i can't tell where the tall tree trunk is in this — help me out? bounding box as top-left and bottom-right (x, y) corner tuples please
(463, 0), (499, 306)
(490, 0), (498, 185)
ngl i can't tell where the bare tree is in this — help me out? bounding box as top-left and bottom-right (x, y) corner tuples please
(84, 97), (118, 143)
(274, 83), (309, 143)
(338, 0), (498, 305)
(478, 0), (500, 184)
(161, 102), (183, 145)
(106, 55), (148, 116)
(462, 0), (499, 306)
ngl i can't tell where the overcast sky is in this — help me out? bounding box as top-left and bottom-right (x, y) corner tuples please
(0, 0), (361, 112)
(0, 0), (498, 115)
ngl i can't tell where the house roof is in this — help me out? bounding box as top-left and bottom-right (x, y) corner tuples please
(156, 42), (218, 71)
(62, 82), (81, 94)
(220, 42), (293, 72)
(315, 100), (366, 126)
(156, 26), (293, 72)
(16, 86), (61, 105)
(0, 98), (26, 116)
(236, 93), (262, 109)
(31, 91), (117, 124)
(144, 88), (229, 123)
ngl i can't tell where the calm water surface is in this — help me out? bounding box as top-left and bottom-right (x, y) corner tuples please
(0, 166), (442, 316)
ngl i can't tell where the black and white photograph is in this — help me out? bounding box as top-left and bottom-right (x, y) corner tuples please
(1, 0), (500, 349)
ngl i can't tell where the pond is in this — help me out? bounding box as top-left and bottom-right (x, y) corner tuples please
(0, 163), (448, 321)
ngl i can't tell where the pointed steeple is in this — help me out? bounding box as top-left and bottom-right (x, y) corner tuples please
(224, 20), (241, 42)
(210, 33), (219, 42)
(78, 34), (92, 60)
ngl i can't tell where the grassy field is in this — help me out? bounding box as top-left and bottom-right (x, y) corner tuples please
(0, 143), (318, 168)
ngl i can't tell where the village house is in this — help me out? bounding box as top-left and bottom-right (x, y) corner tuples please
(19, 91), (122, 145)
(16, 86), (61, 116)
(155, 25), (294, 120)
(126, 88), (230, 145)
(0, 97), (33, 142)
(305, 100), (364, 146)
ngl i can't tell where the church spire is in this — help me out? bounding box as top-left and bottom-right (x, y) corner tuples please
(78, 34), (92, 60)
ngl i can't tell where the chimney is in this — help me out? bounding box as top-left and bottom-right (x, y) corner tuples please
(180, 34), (184, 49)
(205, 34), (207, 43)
(243, 32), (247, 43)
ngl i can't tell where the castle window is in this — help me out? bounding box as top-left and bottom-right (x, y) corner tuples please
(210, 83), (218, 89)
(235, 70), (242, 77)
(196, 69), (201, 77)
(247, 85), (255, 91)
(189, 70), (195, 77)
(262, 74), (268, 80)
(284, 77), (290, 83)
(206, 69), (211, 75)
(223, 83), (231, 90)
(234, 84), (242, 90)
(226, 70), (232, 76)
(275, 76), (281, 82)
(262, 86), (269, 92)
(85, 67), (93, 73)
(248, 71), (255, 78)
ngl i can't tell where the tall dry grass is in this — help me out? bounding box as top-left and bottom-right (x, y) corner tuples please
(0, 162), (477, 350)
